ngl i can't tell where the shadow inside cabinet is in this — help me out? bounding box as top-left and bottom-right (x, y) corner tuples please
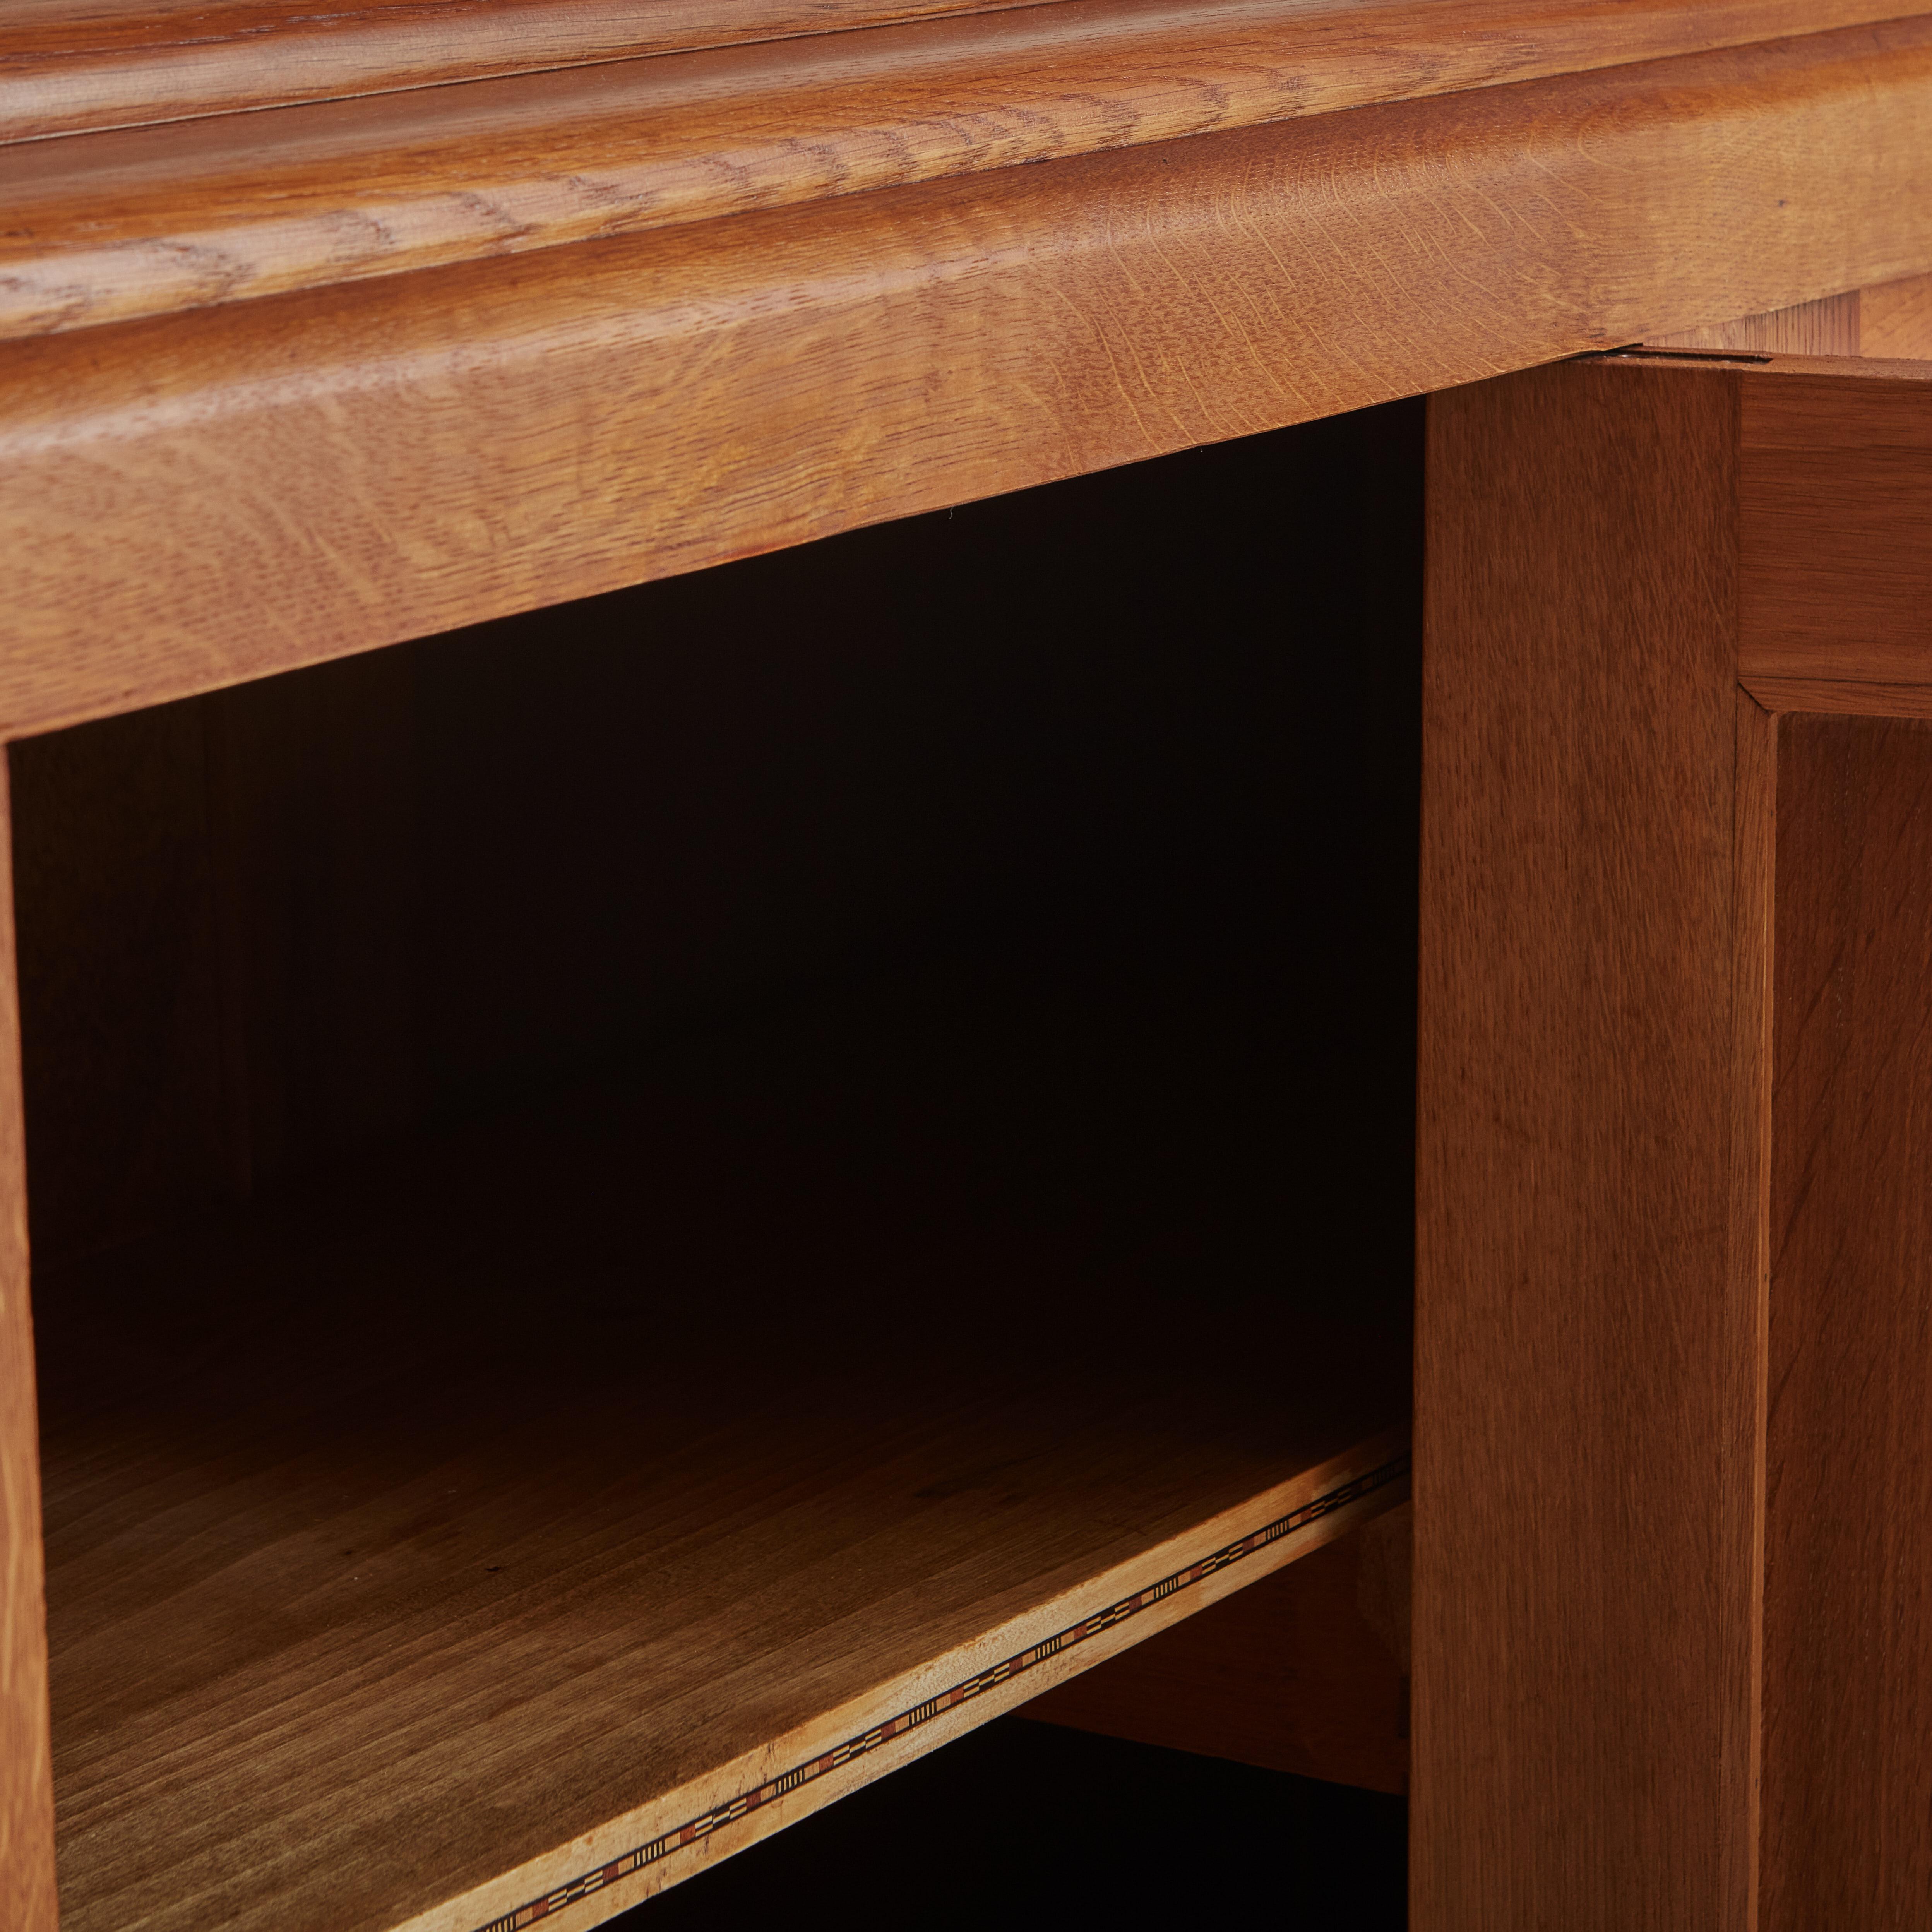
(624, 1715), (1409, 1927)
(9, 397), (1423, 1932)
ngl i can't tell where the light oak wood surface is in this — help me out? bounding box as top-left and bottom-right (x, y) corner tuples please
(4, 1), (1919, 342)
(0, 0), (1043, 142)
(1862, 267), (1932, 358)
(37, 1051), (1407, 1932)
(1416, 358), (1768, 1931)
(1647, 289), (1862, 355)
(10, 28), (1932, 740)
(0, 766), (56, 1932)
(3, 0), (1907, 145)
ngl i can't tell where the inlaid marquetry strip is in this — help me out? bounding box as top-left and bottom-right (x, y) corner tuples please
(476, 1453), (1411, 1930)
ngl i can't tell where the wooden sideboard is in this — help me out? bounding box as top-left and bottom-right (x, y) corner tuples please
(5, 3), (1932, 1928)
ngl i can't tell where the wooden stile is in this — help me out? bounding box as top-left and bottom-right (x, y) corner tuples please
(1417, 348), (1932, 1929)
(1415, 356), (1767, 1932)
(0, 764), (56, 1932)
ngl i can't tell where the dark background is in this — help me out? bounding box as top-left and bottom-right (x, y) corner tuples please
(629, 1716), (1409, 1928)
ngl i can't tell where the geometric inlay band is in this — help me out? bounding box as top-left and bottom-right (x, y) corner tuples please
(474, 1451), (1411, 1931)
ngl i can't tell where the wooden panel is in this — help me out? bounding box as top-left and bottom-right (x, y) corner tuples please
(1415, 359), (1767, 1931)
(6, 651), (424, 1266)
(1761, 715), (1932, 1929)
(4, 4), (1923, 341)
(1860, 268), (1932, 359)
(7, 707), (233, 1262)
(1023, 1499), (1411, 1795)
(1739, 363), (1932, 694)
(1646, 289), (1861, 355)
(36, 1054), (1409, 1932)
(10, 29), (1932, 740)
(0, 762), (56, 1931)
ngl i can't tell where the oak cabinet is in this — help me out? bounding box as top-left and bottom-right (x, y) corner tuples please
(9, 2), (1932, 1927)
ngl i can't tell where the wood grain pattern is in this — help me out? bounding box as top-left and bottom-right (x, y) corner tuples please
(1730, 688), (1777, 1932)
(5, 3), (1923, 340)
(1024, 1499), (1411, 1796)
(1654, 274), (1932, 363)
(0, 760), (56, 1932)
(36, 1067), (1408, 1932)
(0, 0), (1910, 148)
(0, 0), (1041, 144)
(1739, 363), (1932, 694)
(1415, 358), (1766, 1931)
(1647, 289), (1862, 355)
(1861, 268), (1932, 359)
(11, 27), (1932, 740)
(1761, 715), (1932, 1929)
(1738, 675), (1932, 716)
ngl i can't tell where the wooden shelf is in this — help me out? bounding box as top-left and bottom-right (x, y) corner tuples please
(34, 994), (1408, 1932)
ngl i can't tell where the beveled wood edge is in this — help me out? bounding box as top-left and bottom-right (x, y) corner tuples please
(1596, 356), (1932, 714)
(10, 29), (1932, 743)
(0, 0), (1046, 145)
(1740, 677), (1932, 718)
(0, 0), (1907, 149)
(3, 3), (1929, 343)
(408, 1435), (1410, 1932)
(1594, 346), (1932, 382)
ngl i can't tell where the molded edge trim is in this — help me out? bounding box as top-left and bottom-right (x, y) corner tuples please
(0, 0), (1922, 339)
(7, 29), (1932, 738)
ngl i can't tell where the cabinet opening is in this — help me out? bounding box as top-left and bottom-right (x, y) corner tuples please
(10, 400), (1421, 1932)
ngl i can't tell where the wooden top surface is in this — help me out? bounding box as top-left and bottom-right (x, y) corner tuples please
(0, 0), (1917, 341)
(37, 1040), (1409, 1932)
(0, 0), (1035, 142)
(7, 27), (1932, 741)
(0, 0), (1900, 147)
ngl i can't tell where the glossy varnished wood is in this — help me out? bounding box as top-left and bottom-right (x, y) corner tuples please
(3, 3), (1920, 341)
(11, 30), (1932, 739)
(1761, 714), (1932, 1929)
(0, 763), (55, 1932)
(1415, 358), (1768, 1931)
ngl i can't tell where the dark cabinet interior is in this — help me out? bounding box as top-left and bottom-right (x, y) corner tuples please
(10, 398), (1422, 1932)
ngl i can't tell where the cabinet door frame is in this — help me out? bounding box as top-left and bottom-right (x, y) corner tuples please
(1415, 349), (1932, 1931)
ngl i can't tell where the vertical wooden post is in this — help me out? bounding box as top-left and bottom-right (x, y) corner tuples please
(1413, 359), (1768, 1930)
(0, 754), (57, 1930)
